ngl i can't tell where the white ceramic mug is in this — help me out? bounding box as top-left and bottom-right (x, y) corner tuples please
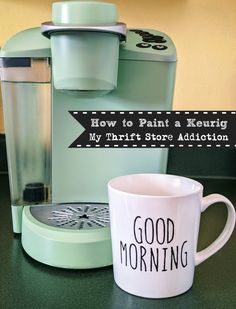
(108, 174), (236, 298)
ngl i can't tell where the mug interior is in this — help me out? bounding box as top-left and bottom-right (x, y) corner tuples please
(108, 174), (203, 197)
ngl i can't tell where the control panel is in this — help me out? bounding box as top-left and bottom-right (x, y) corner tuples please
(120, 28), (176, 62)
(130, 29), (168, 50)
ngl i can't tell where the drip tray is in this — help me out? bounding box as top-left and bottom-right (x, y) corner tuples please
(22, 203), (112, 269)
(30, 203), (110, 230)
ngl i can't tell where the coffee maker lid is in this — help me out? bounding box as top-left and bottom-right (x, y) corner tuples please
(52, 1), (118, 25)
(41, 0), (126, 42)
(0, 25), (176, 63)
(0, 27), (176, 63)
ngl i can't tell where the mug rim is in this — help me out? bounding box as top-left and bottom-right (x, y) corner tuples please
(108, 173), (203, 199)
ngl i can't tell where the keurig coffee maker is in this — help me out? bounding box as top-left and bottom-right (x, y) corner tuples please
(0, 1), (177, 268)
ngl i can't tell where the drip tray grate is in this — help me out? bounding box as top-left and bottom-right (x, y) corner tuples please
(30, 203), (110, 230)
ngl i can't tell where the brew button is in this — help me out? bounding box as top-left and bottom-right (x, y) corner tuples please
(143, 39), (157, 43)
(154, 38), (167, 43)
(152, 45), (168, 50)
(152, 36), (166, 43)
(136, 43), (151, 48)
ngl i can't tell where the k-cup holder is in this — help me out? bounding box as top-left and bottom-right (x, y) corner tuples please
(41, 1), (126, 95)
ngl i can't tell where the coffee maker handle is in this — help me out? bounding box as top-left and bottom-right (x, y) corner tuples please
(195, 194), (235, 266)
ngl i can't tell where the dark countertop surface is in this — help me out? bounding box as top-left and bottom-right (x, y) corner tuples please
(0, 174), (236, 309)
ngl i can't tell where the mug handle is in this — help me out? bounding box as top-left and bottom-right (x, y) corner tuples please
(195, 194), (235, 266)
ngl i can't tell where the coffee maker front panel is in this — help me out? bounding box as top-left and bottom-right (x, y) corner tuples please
(52, 59), (176, 203)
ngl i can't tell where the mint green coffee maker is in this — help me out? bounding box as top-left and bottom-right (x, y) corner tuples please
(0, 1), (177, 268)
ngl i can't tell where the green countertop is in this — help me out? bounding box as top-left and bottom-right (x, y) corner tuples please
(0, 174), (236, 308)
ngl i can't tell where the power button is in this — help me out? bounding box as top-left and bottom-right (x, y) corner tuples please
(152, 45), (168, 50)
(136, 43), (151, 48)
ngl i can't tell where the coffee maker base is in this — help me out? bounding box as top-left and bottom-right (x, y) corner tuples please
(21, 205), (112, 269)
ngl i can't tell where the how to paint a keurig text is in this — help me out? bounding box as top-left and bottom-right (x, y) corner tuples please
(69, 111), (236, 148)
